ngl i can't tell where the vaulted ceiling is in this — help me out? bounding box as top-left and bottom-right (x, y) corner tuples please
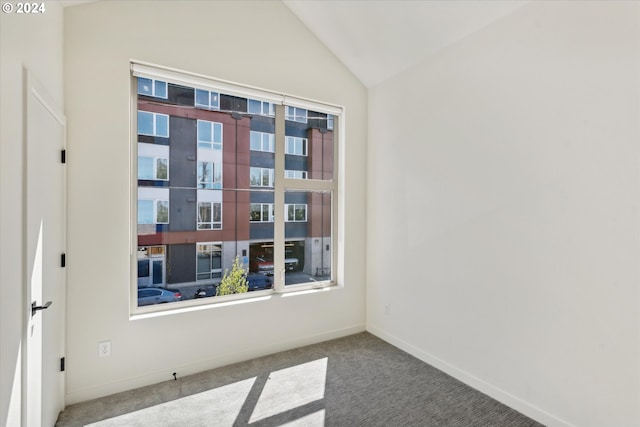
(283, 1), (527, 88)
(61, 0), (528, 89)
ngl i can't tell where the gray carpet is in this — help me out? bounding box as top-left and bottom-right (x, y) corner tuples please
(55, 332), (544, 427)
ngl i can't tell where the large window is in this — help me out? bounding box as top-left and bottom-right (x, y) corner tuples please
(250, 167), (274, 187)
(195, 89), (220, 110)
(132, 62), (340, 311)
(250, 131), (275, 152)
(250, 203), (274, 222)
(138, 78), (168, 99)
(196, 243), (222, 280)
(285, 136), (307, 156)
(285, 106), (307, 123)
(138, 157), (168, 181)
(138, 111), (169, 137)
(197, 162), (222, 189)
(248, 99), (275, 116)
(138, 199), (169, 224)
(197, 120), (223, 150)
(197, 202), (222, 230)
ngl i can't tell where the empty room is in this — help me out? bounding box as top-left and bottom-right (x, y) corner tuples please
(1, 1), (638, 426)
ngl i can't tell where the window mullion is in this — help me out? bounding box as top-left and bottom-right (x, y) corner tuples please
(273, 104), (286, 291)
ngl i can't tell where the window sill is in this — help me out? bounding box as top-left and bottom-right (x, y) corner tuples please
(130, 282), (338, 320)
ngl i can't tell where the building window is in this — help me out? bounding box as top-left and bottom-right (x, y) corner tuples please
(138, 156), (169, 181)
(285, 106), (307, 123)
(285, 136), (307, 156)
(196, 243), (222, 280)
(197, 162), (222, 189)
(197, 120), (223, 150)
(195, 89), (220, 110)
(137, 246), (165, 286)
(327, 114), (334, 130)
(137, 78), (168, 99)
(138, 199), (169, 224)
(250, 203), (274, 222)
(138, 111), (169, 137)
(248, 99), (275, 116)
(250, 167), (274, 187)
(197, 202), (222, 230)
(285, 170), (307, 180)
(250, 131), (275, 152)
(285, 204), (307, 222)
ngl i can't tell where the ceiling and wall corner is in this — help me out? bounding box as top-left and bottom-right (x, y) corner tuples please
(283, 0), (528, 88)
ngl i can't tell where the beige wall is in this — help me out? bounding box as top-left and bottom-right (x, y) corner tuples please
(64, 0), (367, 403)
(1, 2), (65, 426)
(367, 2), (640, 426)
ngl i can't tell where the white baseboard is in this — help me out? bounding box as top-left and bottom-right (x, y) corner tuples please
(366, 325), (573, 427)
(65, 323), (365, 405)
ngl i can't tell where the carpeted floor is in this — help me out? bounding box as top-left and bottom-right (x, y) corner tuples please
(55, 332), (544, 427)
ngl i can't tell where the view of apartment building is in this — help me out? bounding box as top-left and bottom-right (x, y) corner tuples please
(135, 77), (334, 294)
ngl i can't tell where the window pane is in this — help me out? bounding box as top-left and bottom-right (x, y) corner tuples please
(284, 191), (332, 286)
(195, 89), (209, 107)
(138, 157), (153, 180)
(156, 158), (168, 180)
(138, 78), (152, 96)
(248, 99), (261, 114)
(198, 120), (211, 142)
(138, 111), (153, 135)
(138, 200), (153, 224)
(156, 201), (169, 223)
(156, 115), (169, 137)
(213, 123), (222, 144)
(154, 80), (167, 98)
(250, 131), (261, 151)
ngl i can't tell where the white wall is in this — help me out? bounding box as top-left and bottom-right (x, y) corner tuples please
(0, 2), (65, 426)
(367, 2), (639, 426)
(64, 1), (367, 404)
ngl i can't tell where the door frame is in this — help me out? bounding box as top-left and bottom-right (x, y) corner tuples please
(22, 67), (67, 427)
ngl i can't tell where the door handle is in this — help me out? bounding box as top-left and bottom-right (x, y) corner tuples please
(31, 301), (52, 317)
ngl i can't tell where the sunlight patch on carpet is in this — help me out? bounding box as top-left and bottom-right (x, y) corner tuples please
(249, 357), (327, 423)
(85, 377), (256, 427)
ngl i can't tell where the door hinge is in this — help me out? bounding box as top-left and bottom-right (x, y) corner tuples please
(61, 253), (66, 268)
(60, 357), (65, 372)
(61, 149), (66, 164)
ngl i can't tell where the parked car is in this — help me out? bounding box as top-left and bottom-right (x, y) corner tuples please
(250, 254), (299, 275)
(137, 287), (182, 306)
(194, 274), (273, 298)
(246, 273), (273, 291)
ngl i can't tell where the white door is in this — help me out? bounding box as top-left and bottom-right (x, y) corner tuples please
(24, 69), (66, 427)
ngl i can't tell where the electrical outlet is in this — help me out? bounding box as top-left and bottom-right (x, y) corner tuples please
(98, 340), (111, 358)
(384, 304), (391, 315)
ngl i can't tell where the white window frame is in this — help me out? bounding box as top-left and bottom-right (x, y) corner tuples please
(138, 156), (169, 181)
(248, 99), (275, 116)
(285, 136), (308, 156)
(285, 204), (307, 222)
(285, 106), (307, 123)
(250, 203), (274, 222)
(196, 242), (223, 281)
(197, 201), (222, 230)
(138, 111), (169, 137)
(197, 120), (223, 150)
(195, 89), (220, 110)
(250, 167), (275, 187)
(131, 61), (343, 314)
(138, 199), (169, 224)
(138, 78), (168, 99)
(197, 161), (222, 189)
(285, 170), (307, 180)
(250, 131), (275, 153)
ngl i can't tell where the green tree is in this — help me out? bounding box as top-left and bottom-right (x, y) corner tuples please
(216, 255), (248, 296)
